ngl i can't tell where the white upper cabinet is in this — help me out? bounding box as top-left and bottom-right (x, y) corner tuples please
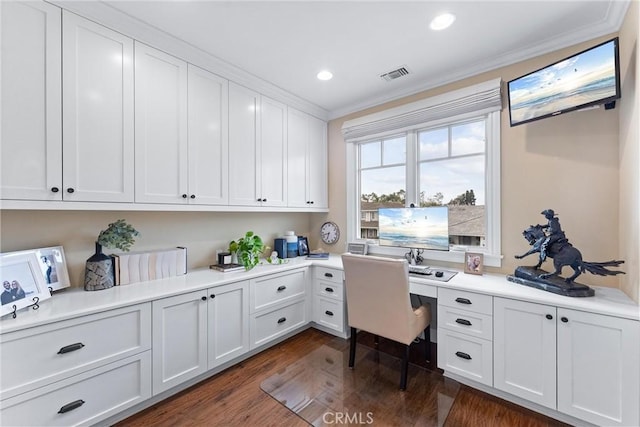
(187, 65), (229, 205)
(134, 42), (189, 204)
(1, 1), (62, 201)
(63, 11), (134, 202)
(228, 83), (287, 207)
(287, 108), (327, 208)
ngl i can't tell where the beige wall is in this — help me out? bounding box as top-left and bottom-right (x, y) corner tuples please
(618, 0), (639, 303)
(0, 210), (313, 288)
(324, 34), (630, 291)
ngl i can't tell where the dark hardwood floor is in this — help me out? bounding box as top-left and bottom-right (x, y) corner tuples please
(116, 328), (568, 427)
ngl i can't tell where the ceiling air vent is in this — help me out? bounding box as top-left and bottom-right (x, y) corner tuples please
(380, 66), (410, 81)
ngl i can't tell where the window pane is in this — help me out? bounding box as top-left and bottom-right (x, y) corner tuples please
(383, 136), (406, 165)
(419, 156), (485, 205)
(360, 141), (381, 168)
(419, 128), (448, 160)
(451, 121), (485, 156)
(360, 166), (406, 202)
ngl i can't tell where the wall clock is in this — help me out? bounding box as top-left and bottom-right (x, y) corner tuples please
(320, 221), (340, 245)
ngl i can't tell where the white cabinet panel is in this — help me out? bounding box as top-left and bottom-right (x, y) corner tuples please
(493, 298), (556, 409)
(557, 309), (640, 426)
(187, 65), (229, 205)
(438, 329), (493, 386)
(1, 1), (62, 201)
(207, 281), (250, 368)
(135, 42), (188, 204)
(308, 114), (328, 208)
(259, 96), (287, 206)
(251, 300), (306, 349)
(62, 11), (134, 202)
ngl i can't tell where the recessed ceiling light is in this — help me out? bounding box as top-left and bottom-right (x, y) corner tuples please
(317, 70), (333, 81)
(430, 13), (456, 31)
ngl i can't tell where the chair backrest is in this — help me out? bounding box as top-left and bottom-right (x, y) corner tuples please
(341, 253), (418, 345)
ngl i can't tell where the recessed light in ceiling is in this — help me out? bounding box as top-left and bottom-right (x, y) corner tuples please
(317, 70), (333, 81)
(430, 13), (456, 31)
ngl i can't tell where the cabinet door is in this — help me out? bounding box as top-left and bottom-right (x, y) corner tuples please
(135, 42), (188, 204)
(152, 291), (208, 395)
(493, 298), (556, 409)
(307, 115), (328, 208)
(286, 108), (309, 207)
(1, 1), (62, 201)
(259, 96), (287, 206)
(187, 64), (229, 205)
(228, 82), (260, 206)
(207, 281), (249, 368)
(63, 11), (134, 202)
(557, 309), (640, 426)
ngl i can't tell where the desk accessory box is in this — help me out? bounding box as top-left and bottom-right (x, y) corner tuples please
(112, 247), (187, 285)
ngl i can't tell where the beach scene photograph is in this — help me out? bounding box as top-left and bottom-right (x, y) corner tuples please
(378, 207), (449, 251)
(508, 39), (618, 125)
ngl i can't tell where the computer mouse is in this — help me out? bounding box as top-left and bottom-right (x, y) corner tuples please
(435, 271), (444, 278)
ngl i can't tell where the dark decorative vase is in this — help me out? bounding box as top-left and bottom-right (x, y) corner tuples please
(84, 242), (114, 291)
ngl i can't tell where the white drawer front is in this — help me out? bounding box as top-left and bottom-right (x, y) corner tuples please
(314, 267), (343, 284)
(0, 351), (151, 427)
(438, 305), (493, 340)
(438, 288), (492, 315)
(0, 303), (151, 400)
(251, 300), (306, 349)
(251, 269), (306, 313)
(438, 329), (493, 386)
(315, 280), (343, 301)
(314, 297), (344, 332)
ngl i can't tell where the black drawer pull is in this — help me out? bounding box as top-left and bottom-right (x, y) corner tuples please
(324, 272), (333, 278)
(546, 314), (553, 320)
(57, 343), (85, 354)
(455, 297), (472, 305)
(561, 317), (568, 323)
(277, 317), (287, 324)
(455, 351), (472, 360)
(58, 399), (85, 414)
(277, 285), (286, 292)
(325, 310), (334, 316)
(325, 287), (334, 293)
(455, 318), (472, 326)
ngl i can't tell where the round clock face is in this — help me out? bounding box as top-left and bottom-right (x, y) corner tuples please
(320, 221), (340, 245)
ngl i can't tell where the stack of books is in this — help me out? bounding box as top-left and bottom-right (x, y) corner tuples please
(209, 263), (245, 273)
(112, 247), (187, 285)
(307, 251), (330, 260)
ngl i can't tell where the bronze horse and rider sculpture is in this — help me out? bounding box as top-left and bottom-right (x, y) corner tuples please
(510, 210), (624, 296)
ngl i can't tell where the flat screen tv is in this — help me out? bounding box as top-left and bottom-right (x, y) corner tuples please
(378, 206), (449, 251)
(507, 37), (621, 127)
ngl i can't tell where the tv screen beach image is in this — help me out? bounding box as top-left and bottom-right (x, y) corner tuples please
(378, 207), (449, 251)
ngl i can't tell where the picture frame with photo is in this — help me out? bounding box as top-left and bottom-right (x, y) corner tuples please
(4, 246), (71, 292)
(464, 252), (484, 275)
(298, 236), (310, 256)
(1, 252), (52, 318)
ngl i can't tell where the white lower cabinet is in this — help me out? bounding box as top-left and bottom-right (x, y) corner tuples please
(493, 297), (640, 427)
(312, 267), (347, 336)
(207, 281), (250, 368)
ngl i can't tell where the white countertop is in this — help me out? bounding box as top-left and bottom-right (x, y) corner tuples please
(1, 254), (637, 334)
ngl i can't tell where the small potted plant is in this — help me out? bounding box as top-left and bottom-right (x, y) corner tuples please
(84, 219), (140, 291)
(228, 231), (264, 271)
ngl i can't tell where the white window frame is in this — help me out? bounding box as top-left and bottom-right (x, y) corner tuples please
(344, 79), (502, 267)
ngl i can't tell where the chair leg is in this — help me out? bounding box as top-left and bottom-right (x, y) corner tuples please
(424, 325), (431, 362)
(349, 327), (357, 368)
(400, 344), (410, 390)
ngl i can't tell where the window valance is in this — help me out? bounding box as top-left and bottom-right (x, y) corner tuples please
(342, 78), (502, 142)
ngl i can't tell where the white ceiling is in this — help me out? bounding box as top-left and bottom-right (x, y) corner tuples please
(92, 1), (628, 119)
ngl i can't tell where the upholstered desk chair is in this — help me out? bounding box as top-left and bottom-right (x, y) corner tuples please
(341, 253), (431, 390)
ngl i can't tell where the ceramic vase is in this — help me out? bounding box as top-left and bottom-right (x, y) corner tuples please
(84, 242), (114, 291)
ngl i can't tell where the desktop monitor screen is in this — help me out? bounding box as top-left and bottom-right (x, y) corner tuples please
(378, 206), (449, 251)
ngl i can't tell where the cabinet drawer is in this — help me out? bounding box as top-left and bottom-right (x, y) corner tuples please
(438, 329), (492, 386)
(0, 351), (151, 427)
(314, 267), (342, 284)
(251, 269), (306, 313)
(315, 280), (343, 301)
(438, 288), (492, 315)
(438, 305), (493, 340)
(0, 303), (151, 400)
(251, 300), (306, 349)
(314, 297), (344, 333)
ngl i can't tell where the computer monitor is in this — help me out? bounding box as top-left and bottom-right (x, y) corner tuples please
(378, 206), (449, 251)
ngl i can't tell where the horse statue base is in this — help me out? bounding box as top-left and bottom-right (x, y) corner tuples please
(507, 266), (595, 297)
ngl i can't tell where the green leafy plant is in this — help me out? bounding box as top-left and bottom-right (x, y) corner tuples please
(228, 231), (264, 270)
(97, 219), (140, 252)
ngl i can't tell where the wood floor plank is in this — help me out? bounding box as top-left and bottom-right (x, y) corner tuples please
(116, 328), (569, 427)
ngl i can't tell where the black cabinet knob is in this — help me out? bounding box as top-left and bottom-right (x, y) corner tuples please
(66, 188), (75, 193)
(277, 285), (286, 292)
(325, 310), (334, 316)
(325, 287), (334, 293)
(190, 194), (195, 199)
(262, 198), (267, 202)
(257, 198), (263, 202)
(51, 187), (59, 193)
(561, 317), (568, 323)
(310, 201), (314, 204)
(210, 294), (215, 299)
(546, 314), (553, 320)
(201, 296), (207, 301)
(324, 272), (333, 278)
(182, 194), (188, 198)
